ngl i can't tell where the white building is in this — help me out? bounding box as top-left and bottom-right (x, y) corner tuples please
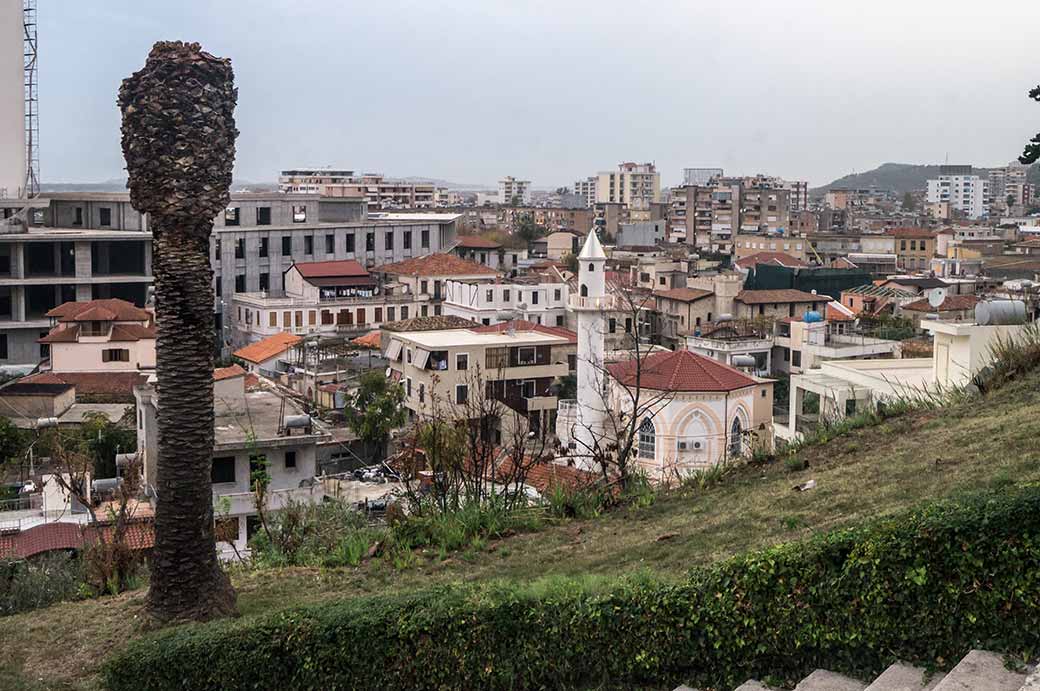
(926, 175), (990, 219)
(134, 366), (327, 557)
(442, 278), (569, 327)
(574, 177), (597, 208)
(38, 298), (155, 374)
(556, 231), (773, 480)
(596, 162), (661, 206)
(498, 177), (531, 206)
(682, 168), (723, 186)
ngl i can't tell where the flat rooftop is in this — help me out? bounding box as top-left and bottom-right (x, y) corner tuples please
(368, 212), (462, 222)
(214, 389), (326, 447)
(392, 328), (571, 349)
(0, 228), (151, 241)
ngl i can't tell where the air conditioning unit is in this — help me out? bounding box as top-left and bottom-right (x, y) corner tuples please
(693, 441), (702, 449)
(677, 441), (687, 450)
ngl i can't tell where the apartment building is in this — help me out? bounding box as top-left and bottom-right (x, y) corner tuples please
(230, 259), (428, 346)
(442, 277), (570, 327)
(211, 195), (459, 342)
(498, 177), (531, 205)
(135, 366), (327, 557)
(498, 206), (594, 234)
(681, 167), (723, 186)
(595, 162), (661, 206)
(733, 234), (808, 263)
(888, 227), (936, 271)
(926, 175), (990, 219)
(740, 187), (791, 232)
(376, 253), (500, 318)
(990, 162), (1034, 212)
(0, 194), (153, 367)
(384, 322), (574, 437)
(278, 169), (438, 208)
(731, 289), (825, 321)
(574, 177), (597, 208)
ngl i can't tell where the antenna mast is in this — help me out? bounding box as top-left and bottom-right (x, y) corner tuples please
(23, 0), (39, 198)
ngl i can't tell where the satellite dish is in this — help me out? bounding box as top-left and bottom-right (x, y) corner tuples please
(927, 287), (948, 308)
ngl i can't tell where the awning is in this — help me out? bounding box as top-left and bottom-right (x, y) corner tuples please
(413, 348), (431, 370)
(384, 340), (402, 361)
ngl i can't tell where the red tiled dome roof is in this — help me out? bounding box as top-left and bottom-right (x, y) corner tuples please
(607, 349), (758, 392)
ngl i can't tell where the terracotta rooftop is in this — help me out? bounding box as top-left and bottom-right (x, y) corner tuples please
(38, 325), (80, 344)
(826, 301), (857, 321)
(20, 371), (147, 399)
(454, 235), (502, 249)
(46, 298), (151, 323)
(902, 294), (979, 312)
(381, 315), (476, 332)
(293, 259), (370, 278)
(887, 227), (935, 239)
(654, 287), (713, 303)
(734, 251), (808, 270)
(377, 253), (499, 277)
(735, 289), (826, 305)
(351, 330), (382, 349)
(110, 324), (156, 342)
(232, 332), (302, 365)
(606, 349), (758, 393)
(471, 320), (577, 344)
(213, 364), (247, 381)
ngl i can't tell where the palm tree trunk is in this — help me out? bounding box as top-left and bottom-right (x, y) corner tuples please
(147, 224), (236, 622)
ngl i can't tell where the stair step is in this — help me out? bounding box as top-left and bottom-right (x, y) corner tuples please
(733, 682), (780, 691)
(865, 663), (944, 691)
(931, 650), (1025, 691)
(795, 670), (867, 691)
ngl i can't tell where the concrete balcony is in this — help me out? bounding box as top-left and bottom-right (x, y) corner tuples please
(568, 295), (616, 311)
(214, 484), (326, 516)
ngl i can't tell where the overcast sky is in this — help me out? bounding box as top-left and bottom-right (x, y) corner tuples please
(39, 0), (1040, 188)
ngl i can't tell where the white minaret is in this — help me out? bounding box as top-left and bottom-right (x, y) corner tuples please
(570, 229), (609, 456)
(0, 0), (26, 199)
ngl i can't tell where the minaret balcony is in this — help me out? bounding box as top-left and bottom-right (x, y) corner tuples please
(569, 294), (616, 311)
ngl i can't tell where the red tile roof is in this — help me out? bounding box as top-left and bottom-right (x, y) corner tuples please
(377, 253), (499, 277)
(606, 349), (758, 392)
(109, 324), (156, 342)
(38, 325), (80, 344)
(21, 371), (147, 398)
(213, 364), (247, 381)
(735, 289), (825, 305)
(887, 227), (935, 239)
(232, 332), (301, 365)
(293, 259), (370, 279)
(455, 235), (502, 249)
(471, 320), (577, 344)
(734, 251), (808, 270)
(46, 299), (151, 323)
(654, 287), (713, 303)
(826, 301), (856, 321)
(901, 294), (979, 312)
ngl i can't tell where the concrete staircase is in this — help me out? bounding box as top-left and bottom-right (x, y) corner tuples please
(674, 650), (1036, 691)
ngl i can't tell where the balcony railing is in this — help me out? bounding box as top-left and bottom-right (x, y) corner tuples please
(569, 295), (616, 310)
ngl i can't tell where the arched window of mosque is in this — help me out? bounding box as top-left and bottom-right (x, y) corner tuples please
(638, 418), (656, 459)
(580, 284), (588, 297)
(729, 417), (743, 456)
(588, 263), (595, 272)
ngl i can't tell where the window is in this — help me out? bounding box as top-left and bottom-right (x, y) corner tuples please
(531, 292), (539, 305)
(257, 207), (272, 225)
(73, 207), (83, 226)
(295, 311), (303, 327)
(659, 276), (666, 286)
(269, 312), (277, 327)
(235, 274), (245, 293)
(387, 306), (396, 321)
(456, 353), (468, 370)
(421, 280), (429, 295)
(556, 315), (565, 327)
(486, 289), (494, 302)
(421, 305), (428, 317)
(554, 289), (561, 301)
(580, 284), (588, 297)
(517, 347), (536, 365)
(588, 263), (595, 272)
(567, 353), (576, 370)
(321, 310), (333, 325)
(792, 350), (802, 367)
(39, 331), (49, 359)
(211, 456), (236, 484)
(638, 418), (655, 459)
(729, 418), (743, 456)
(345, 233), (355, 253)
(282, 236), (292, 256)
(214, 241), (221, 261)
(406, 378), (412, 397)
(418, 383), (425, 404)
(284, 451), (297, 469)
(366, 232), (375, 252)
(385, 232), (394, 251)
(225, 207), (240, 226)
(503, 289), (511, 302)
(308, 311), (317, 326)
(259, 272), (269, 291)
(0, 334), (7, 359)
(259, 237), (268, 258)
(292, 205), (306, 223)
(403, 231), (412, 250)
(304, 236), (314, 255)
(401, 306), (409, 319)
(283, 311), (290, 327)
(325, 234), (335, 254)
(99, 208), (112, 227)
(216, 277), (222, 295)
(102, 348), (130, 363)
(609, 318), (617, 333)
(421, 230), (430, 248)
(235, 239), (244, 259)
(456, 384), (468, 404)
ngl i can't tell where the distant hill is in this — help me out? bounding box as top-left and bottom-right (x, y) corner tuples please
(812, 161), (1040, 197)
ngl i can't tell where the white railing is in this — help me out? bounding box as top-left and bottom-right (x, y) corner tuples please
(569, 295), (616, 310)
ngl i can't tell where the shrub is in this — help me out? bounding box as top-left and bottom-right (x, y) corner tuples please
(0, 551), (85, 616)
(249, 500), (379, 569)
(104, 487), (1040, 691)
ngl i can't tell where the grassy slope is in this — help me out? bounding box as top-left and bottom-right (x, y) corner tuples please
(6, 370), (1040, 690)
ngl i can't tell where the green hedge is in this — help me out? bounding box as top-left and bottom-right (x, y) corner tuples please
(104, 488), (1040, 690)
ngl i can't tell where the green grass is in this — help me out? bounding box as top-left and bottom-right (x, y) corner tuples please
(7, 367), (1040, 690)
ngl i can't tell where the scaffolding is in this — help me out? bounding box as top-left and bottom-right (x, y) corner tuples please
(23, 0), (38, 198)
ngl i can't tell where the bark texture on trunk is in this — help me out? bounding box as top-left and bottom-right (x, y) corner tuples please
(119, 41), (238, 623)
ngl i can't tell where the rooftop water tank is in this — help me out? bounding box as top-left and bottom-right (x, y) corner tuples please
(803, 311), (823, 323)
(975, 300), (1027, 326)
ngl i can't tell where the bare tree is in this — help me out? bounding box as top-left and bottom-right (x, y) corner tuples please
(119, 41), (239, 623)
